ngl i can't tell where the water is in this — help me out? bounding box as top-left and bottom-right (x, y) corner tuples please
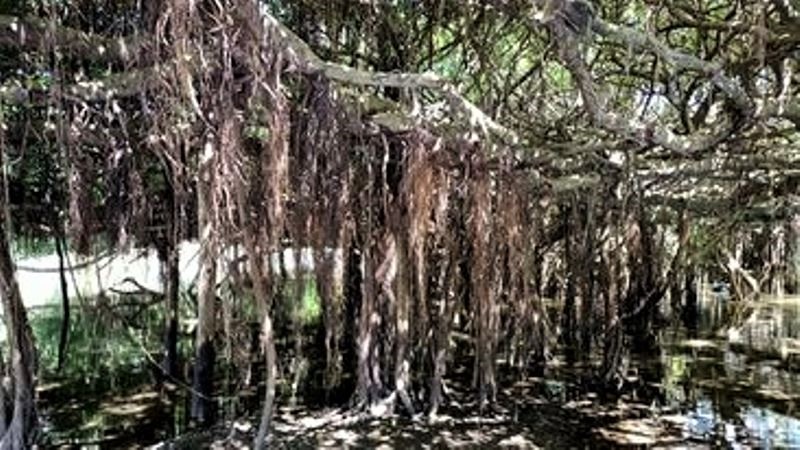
(28, 284), (800, 448)
(605, 290), (800, 448)
(30, 299), (183, 449)
(653, 342), (800, 448)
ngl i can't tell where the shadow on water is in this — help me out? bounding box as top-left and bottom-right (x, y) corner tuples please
(38, 375), (177, 448)
(594, 287), (800, 449)
(678, 291), (800, 448)
(29, 286), (800, 449)
(30, 301), (187, 449)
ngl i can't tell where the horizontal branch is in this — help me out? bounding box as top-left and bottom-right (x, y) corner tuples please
(646, 194), (800, 222)
(592, 19), (753, 113)
(542, 12), (751, 156)
(258, 8), (518, 143)
(0, 15), (144, 64)
(2, 11), (516, 145)
(1, 66), (160, 105)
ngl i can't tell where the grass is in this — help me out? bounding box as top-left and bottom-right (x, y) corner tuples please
(300, 278), (322, 324)
(12, 236), (56, 259)
(29, 298), (163, 379)
(281, 276), (322, 326)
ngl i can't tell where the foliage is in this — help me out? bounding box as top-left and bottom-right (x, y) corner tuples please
(30, 300), (163, 379)
(0, 0), (797, 446)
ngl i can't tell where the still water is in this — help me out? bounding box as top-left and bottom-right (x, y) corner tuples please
(626, 290), (800, 448)
(33, 289), (800, 449)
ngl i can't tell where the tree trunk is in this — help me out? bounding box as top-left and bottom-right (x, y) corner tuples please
(469, 169), (496, 406)
(682, 271), (698, 336)
(154, 0), (192, 384)
(669, 209), (689, 319)
(55, 232), (70, 372)
(600, 214), (624, 388)
(788, 215), (800, 295)
(156, 165), (182, 381)
(242, 232), (276, 449)
(770, 224), (785, 296)
(429, 236), (458, 416)
(394, 231), (414, 415)
(0, 130), (37, 448)
(0, 346), (6, 438)
(356, 154), (385, 410)
(562, 203), (577, 362)
(316, 247), (344, 394)
(238, 210), (279, 449)
(254, 312), (277, 450)
(357, 237), (384, 407)
(191, 141), (217, 424)
(161, 233), (180, 379)
(580, 197), (595, 359)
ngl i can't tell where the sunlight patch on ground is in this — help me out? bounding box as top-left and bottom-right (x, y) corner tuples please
(763, 295), (800, 306)
(36, 381), (64, 392)
(497, 433), (538, 448)
(103, 401), (151, 416)
(598, 418), (675, 446)
(679, 339), (719, 349)
(99, 389), (159, 418)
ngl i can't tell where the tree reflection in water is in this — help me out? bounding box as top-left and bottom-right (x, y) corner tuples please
(600, 291), (800, 448)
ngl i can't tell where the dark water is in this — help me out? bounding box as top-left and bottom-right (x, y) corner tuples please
(30, 301), (185, 449)
(644, 291), (800, 449)
(32, 289), (800, 449)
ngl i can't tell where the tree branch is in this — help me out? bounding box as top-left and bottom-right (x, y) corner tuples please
(0, 15), (145, 64)
(591, 19), (753, 114)
(2, 11), (516, 143)
(1, 66), (160, 105)
(539, 8), (759, 156)
(257, 8), (518, 143)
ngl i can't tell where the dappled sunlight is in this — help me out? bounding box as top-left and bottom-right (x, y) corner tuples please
(28, 283), (800, 449)
(598, 418), (677, 446)
(0, 0), (797, 447)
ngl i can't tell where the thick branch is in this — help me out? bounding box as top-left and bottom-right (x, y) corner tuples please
(647, 194), (800, 222)
(592, 19), (753, 113)
(2, 11), (516, 143)
(1, 66), (161, 105)
(258, 8), (517, 142)
(545, 15), (749, 156)
(0, 15), (144, 64)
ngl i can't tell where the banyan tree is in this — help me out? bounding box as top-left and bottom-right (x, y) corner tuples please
(0, 0), (798, 447)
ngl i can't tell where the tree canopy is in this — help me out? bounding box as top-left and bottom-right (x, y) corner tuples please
(0, 0), (798, 447)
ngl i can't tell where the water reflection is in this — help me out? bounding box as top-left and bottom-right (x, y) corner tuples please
(654, 289), (800, 449)
(32, 284), (800, 448)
